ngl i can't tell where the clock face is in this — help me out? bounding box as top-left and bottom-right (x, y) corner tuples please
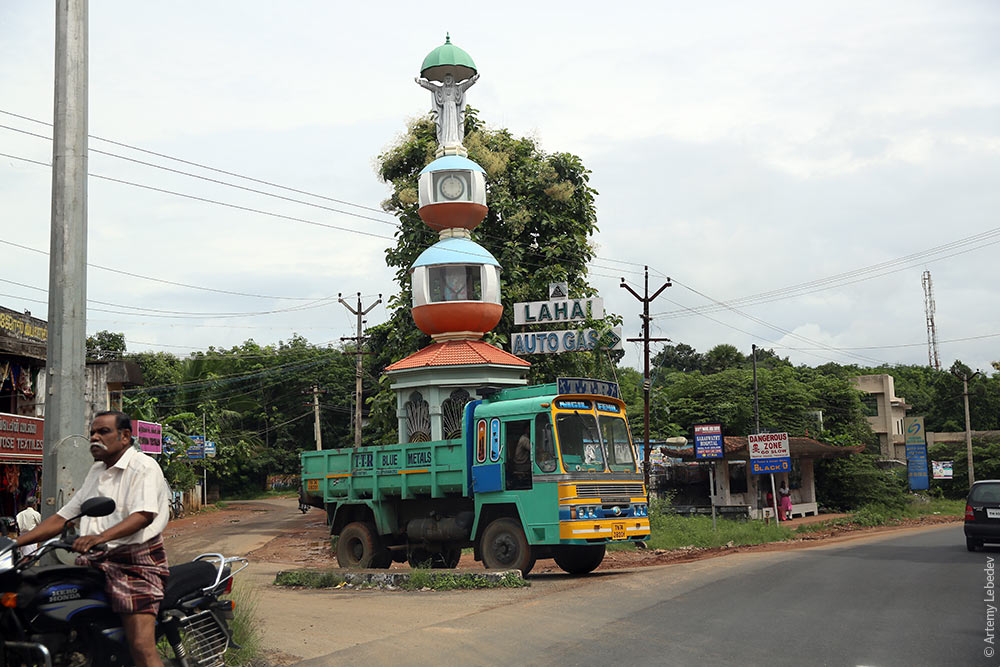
(437, 173), (466, 201)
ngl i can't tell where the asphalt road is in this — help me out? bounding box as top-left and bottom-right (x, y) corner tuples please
(291, 523), (984, 667)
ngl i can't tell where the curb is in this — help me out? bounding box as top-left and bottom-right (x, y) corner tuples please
(274, 568), (524, 589)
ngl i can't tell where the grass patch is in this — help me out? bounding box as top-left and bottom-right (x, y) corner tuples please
(400, 570), (527, 591)
(274, 569), (346, 588)
(901, 496), (964, 518)
(224, 582), (264, 666)
(156, 582), (264, 666)
(645, 512), (794, 550)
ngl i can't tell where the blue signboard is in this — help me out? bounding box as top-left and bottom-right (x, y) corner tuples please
(694, 424), (723, 459)
(187, 435), (214, 460)
(557, 377), (621, 399)
(906, 443), (929, 490)
(751, 458), (791, 474)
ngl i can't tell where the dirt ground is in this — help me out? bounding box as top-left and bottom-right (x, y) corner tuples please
(167, 500), (962, 574)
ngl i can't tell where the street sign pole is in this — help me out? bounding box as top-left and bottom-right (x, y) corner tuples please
(708, 464), (717, 531)
(770, 473), (779, 522)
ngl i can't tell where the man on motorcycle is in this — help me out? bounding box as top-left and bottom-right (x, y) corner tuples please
(14, 410), (170, 667)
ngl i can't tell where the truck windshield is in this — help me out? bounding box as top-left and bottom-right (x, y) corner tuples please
(600, 415), (636, 471)
(555, 411), (605, 471)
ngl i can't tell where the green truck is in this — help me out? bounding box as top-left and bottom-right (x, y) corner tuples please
(301, 378), (651, 575)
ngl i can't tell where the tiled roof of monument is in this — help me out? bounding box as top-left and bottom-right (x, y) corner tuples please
(385, 340), (530, 371)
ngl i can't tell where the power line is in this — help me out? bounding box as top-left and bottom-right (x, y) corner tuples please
(0, 276), (339, 319)
(0, 238), (321, 301)
(651, 227), (1000, 319)
(670, 278), (886, 365)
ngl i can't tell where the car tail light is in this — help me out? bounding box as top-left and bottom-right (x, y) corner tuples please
(966, 504), (976, 521)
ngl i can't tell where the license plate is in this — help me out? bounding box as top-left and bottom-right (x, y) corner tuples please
(306, 479), (319, 492)
(987, 508), (1000, 519)
(612, 522), (627, 540)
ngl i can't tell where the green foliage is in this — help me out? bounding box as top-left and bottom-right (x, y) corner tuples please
(400, 570), (527, 590)
(645, 513), (794, 549)
(86, 330), (126, 360)
(630, 342), (878, 447)
(815, 454), (909, 511)
(366, 111), (616, 442)
(118, 335), (366, 496)
(928, 436), (1000, 499)
(849, 503), (902, 527)
(224, 583), (264, 667)
(273, 570), (346, 588)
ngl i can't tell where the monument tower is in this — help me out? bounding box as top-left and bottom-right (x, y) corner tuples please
(384, 36), (529, 444)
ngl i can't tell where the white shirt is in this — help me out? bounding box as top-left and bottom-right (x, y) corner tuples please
(58, 445), (170, 548)
(16, 506), (40, 533)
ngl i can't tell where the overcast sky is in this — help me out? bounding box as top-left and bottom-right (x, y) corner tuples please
(1, 1), (998, 377)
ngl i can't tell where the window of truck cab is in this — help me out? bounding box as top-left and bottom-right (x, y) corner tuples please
(553, 400), (605, 472)
(596, 402), (636, 472)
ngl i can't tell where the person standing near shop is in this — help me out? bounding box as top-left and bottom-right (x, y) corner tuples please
(15, 496), (40, 555)
(779, 481), (793, 521)
(14, 411), (170, 667)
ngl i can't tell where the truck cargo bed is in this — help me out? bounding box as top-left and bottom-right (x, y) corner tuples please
(302, 438), (468, 501)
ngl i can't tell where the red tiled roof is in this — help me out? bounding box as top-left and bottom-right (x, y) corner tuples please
(385, 340), (531, 371)
(672, 435), (864, 459)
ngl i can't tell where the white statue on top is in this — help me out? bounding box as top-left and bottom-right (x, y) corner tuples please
(415, 72), (480, 147)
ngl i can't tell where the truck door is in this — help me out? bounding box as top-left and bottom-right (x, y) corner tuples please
(505, 419), (533, 491)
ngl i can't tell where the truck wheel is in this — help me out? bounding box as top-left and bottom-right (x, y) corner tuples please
(337, 522), (390, 568)
(553, 544), (606, 575)
(481, 518), (535, 575)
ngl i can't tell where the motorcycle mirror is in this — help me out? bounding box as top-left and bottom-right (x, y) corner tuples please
(80, 497), (116, 518)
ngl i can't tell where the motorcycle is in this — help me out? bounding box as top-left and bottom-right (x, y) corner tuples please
(0, 496), (248, 667)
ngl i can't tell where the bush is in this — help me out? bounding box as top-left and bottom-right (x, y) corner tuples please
(850, 503), (900, 527)
(815, 454), (908, 511)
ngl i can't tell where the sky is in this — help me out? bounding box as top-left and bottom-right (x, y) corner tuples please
(1, 1), (998, 377)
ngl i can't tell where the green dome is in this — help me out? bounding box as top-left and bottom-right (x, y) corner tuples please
(420, 34), (477, 82)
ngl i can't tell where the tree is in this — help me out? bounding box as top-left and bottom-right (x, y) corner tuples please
(366, 110), (619, 442)
(86, 330), (126, 360)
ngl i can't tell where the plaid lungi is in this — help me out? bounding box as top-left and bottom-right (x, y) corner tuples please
(76, 536), (170, 615)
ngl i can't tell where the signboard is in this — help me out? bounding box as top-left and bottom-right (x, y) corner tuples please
(131, 420), (162, 455)
(513, 297), (604, 326)
(511, 327), (622, 355)
(748, 432), (790, 474)
(204, 441), (216, 458)
(694, 424), (723, 459)
(903, 417), (925, 446)
(557, 377), (621, 399)
(0, 307), (47, 344)
(903, 417), (929, 490)
(187, 435), (207, 460)
(931, 460), (953, 480)
(0, 412), (43, 463)
(548, 282), (568, 299)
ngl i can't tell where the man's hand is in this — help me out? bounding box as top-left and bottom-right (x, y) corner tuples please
(72, 534), (106, 554)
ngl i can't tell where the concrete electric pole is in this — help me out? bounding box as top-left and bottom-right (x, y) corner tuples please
(620, 267), (671, 488)
(311, 385), (323, 451)
(339, 293), (381, 449)
(42, 0), (91, 518)
(953, 368), (982, 486)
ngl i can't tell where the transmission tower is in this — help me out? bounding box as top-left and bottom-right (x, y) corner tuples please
(921, 270), (940, 370)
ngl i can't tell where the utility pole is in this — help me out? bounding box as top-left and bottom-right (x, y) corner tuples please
(339, 292), (381, 449)
(42, 0), (91, 519)
(620, 267), (671, 488)
(953, 368), (982, 486)
(752, 344), (760, 435)
(311, 385), (323, 451)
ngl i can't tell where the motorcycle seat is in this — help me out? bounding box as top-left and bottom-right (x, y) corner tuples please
(161, 560), (218, 612)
